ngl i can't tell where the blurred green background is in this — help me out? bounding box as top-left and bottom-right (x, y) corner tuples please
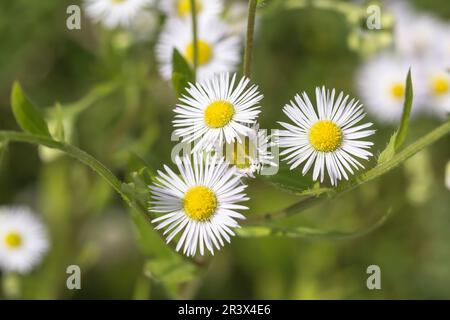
(0, 0), (449, 299)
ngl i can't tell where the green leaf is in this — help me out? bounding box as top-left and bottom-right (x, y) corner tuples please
(172, 49), (194, 97)
(377, 69), (413, 164)
(394, 68), (413, 150)
(11, 82), (51, 137)
(144, 258), (197, 285)
(239, 208), (392, 240)
(131, 209), (174, 258)
(377, 131), (398, 164)
(261, 165), (318, 195)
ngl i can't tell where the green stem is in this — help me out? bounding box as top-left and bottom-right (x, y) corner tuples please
(190, 0), (198, 80)
(247, 119), (450, 224)
(0, 131), (201, 266)
(243, 0), (258, 78)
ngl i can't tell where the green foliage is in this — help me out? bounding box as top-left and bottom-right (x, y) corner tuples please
(172, 49), (194, 97)
(238, 208), (392, 239)
(11, 82), (51, 137)
(395, 69), (414, 149)
(144, 258), (198, 285)
(51, 103), (65, 142)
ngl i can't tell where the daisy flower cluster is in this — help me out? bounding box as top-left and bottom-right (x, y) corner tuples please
(356, 1), (450, 123)
(156, 0), (244, 82)
(150, 69), (377, 256)
(0, 206), (49, 274)
(149, 72), (278, 257)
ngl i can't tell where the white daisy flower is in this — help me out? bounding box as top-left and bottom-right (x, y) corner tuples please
(173, 73), (263, 152)
(84, 0), (153, 29)
(278, 87), (375, 186)
(149, 154), (249, 256)
(218, 124), (276, 178)
(356, 54), (426, 123)
(159, 0), (223, 19)
(156, 17), (240, 81)
(422, 63), (450, 117)
(0, 206), (49, 274)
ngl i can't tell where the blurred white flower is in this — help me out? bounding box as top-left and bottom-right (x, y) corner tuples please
(159, 0), (223, 20)
(156, 17), (241, 81)
(224, 1), (253, 36)
(84, 0), (154, 29)
(356, 54), (426, 123)
(278, 87), (375, 186)
(150, 153), (248, 257)
(127, 10), (159, 42)
(390, 2), (446, 59)
(0, 206), (49, 274)
(422, 63), (450, 117)
(173, 73), (262, 152)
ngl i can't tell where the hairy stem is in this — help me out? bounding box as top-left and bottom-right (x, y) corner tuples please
(243, 0), (258, 78)
(190, 0), (198, 80)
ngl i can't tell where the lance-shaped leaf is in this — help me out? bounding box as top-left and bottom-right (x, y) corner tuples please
(172, 49), (194, 97)
(377, 69), (413, 164)
(395, 68), (413, 150)
(11, 82), (51, 137)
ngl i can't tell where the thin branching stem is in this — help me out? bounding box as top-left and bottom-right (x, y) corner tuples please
(243, 0), (258, 78)
(190, 0), (198, 80)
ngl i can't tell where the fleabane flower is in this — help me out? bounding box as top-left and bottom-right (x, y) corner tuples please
(392, 5), (447, 59)
(156, 17), (240, 81)
(278, 87), (375, 186)
(159, 0), (223, 20)
(84, 0), (153, 29)
(149, 154), (249, 257)
(423, 63), (450, 117)
(173, 73), (263, 152)
(0, 206), (49, 274)
(218, 124), (276, 178)
(356, 54), (426, 123)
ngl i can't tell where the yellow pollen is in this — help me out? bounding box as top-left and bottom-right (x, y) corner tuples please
(177, 0), (202, 17)
(390, 83), (405, 99)
(432, 76), (449, 95)
(183, 186), (217, 221)
(225, 139), (251, 169)
(204, 100), (235, 128)
(185, 40), (213, 66)
(4, 232), (22, 249)
(309, 120), (342, 152)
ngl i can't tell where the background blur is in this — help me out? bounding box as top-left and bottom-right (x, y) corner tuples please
(0, 0), (449, 299)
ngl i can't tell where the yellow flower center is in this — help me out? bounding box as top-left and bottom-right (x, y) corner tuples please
(225, 139), (251, 169)
(185, 40), (213, 66)
(390, 82), (405, 99)
(183, 186), (217, 221)
(111, 0), (125, 4)
(177, 0), (202, 17)
(204, 100), (235, 128)
(4, 232), (22, 249)
(432, 76), (449, 95)
(309, 120), (342, 152)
